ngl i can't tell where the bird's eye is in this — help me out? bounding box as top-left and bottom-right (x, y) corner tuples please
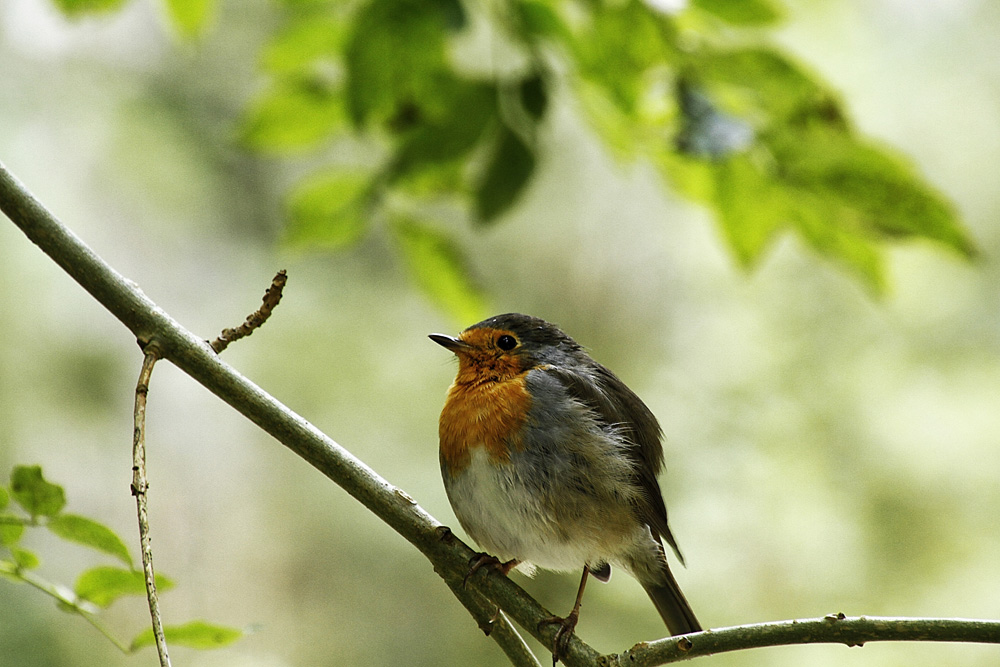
(496, 334), (517, 351)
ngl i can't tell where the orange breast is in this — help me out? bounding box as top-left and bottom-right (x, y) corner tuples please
(439, 372), (532, 474)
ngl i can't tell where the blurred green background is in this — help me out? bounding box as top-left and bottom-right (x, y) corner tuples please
(2, 0), (1000, 665)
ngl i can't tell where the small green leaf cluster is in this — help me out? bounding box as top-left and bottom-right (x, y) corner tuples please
(50, 0), (976, 304)
(243, 0), (972, 299)
(0, 466), (241, 654)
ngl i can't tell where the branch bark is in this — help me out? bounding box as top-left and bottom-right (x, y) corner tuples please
(0, 161), (592, 665)
(3, 159), (999, 666)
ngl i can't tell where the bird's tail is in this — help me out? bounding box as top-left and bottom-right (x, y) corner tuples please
(641, 566), (702, 635)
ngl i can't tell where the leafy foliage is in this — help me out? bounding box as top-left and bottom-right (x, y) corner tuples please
(48, 0), (975, 307)
(0, 465), (241, 655)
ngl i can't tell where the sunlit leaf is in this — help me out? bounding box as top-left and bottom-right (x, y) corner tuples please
(345, 0), (461, 126)
(767, 127), (975, 256)
(241, 78), (346, 153)
(75, 566), (174, 608)
(0, 521), (23, 547)
(475, 125), (536, 222)
(393, 218), (487, 323)
(10, 466), (65, 518)
(163, 0), (215, 38)
(690, 47), (843, 125)
(690, 0), (782, 25)
(11, 548), (39, 570)
(261, 14), (346, 74)
(47, 514), (133, 568)
(711, 155), (786, 265)
(286, 170), (373, 248)
(516, 0), (571, 41)
(50, 0), (127, 15)
(131, 621), (242, 651)
(574, 0), (678, 114)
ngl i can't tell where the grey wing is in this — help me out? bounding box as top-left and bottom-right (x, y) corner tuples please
(544, 364), (685, 564)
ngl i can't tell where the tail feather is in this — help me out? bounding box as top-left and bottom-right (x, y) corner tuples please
(642, 567), (702, 635)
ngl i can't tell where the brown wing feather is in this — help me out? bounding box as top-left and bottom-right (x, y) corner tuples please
(544, 364), (685, 564)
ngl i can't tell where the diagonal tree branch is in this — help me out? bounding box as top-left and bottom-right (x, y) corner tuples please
(0, 160), (592, 666)
(4, 159), (1000, 666)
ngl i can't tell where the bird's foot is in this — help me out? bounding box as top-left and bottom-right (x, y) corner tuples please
(538, 608), (580, 666)
(462, 552), (518, 587)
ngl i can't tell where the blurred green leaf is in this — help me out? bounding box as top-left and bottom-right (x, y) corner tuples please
(50, 0), (126, 15)
(76, 566), (174, 608)
(393, 218), (487, 323)
(0, 486), (8, 510)
(261, 14), (346, 75)
(0, 521), (24, 547)
(767, 127), (975, 255)
(516, 0), (571, 41)
(345, 0), (462, 126)
(389, 80), (497, 180)
(690, 47), (843, 126)
(241, 78), (346, 153)
(475, 125), (536, 222)
(286, 170), (372, 249)
(11, 547), (39, 570)
(690, 0), (782, 26)
(163, 0), (215, 37)
(10, 466), (65, 518)
(47, 514), (133, 568)
(712, 155), (786, 265)
(574, 0), (678, 114)
(520, 73), (548, 120)
(131, 620), (242, 651)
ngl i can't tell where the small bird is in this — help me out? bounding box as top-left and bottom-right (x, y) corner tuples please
(430, 313), (700, 660)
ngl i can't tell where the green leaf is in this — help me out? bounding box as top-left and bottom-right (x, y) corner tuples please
(241, 78), (346, 153)
(261, 14), (346, 75)
(711, 155), (786, 265)
(131, 621), (242, 652)
(50, 0), (127, 15)
(520, 73), (548, 121)
(574, 1), (678, 114)
(389, 80), (498, 180)
(767, 127), (975, 255)
(690, 47), (842, 125)
(10, 466), (65, 518)
(393, 218), (487, 323)
(516, 0), (572, 42)
(0, 486), (8, 510)
(690, 0), (782, 26)
(474, 125), (536, 222)
(164, 0), (215, 38)
(11, 547), (39, 570)
(345, 0), (457, 126)
(76, 566), (174, 608)
(47, 514), (133, 568)
(286, 171), (373, 249)
(0, 520), (23, 547)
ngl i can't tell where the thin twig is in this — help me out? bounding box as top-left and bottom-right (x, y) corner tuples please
(210, 270), (287, 353)
(5, 160), (1000, 666)
(131, 347), (170, 667)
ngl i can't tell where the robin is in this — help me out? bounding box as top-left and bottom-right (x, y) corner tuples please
(430, 313), (701, 661)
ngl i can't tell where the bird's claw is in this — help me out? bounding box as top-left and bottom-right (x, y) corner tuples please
(538, 611), (579, 666)
(462, 552), (518, 587)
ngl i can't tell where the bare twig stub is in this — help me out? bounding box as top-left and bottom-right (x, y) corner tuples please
(132, 346), (171, 667)
(210, 270), (287, 353)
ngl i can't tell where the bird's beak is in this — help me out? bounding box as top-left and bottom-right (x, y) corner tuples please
(429, 333), (471, 354)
